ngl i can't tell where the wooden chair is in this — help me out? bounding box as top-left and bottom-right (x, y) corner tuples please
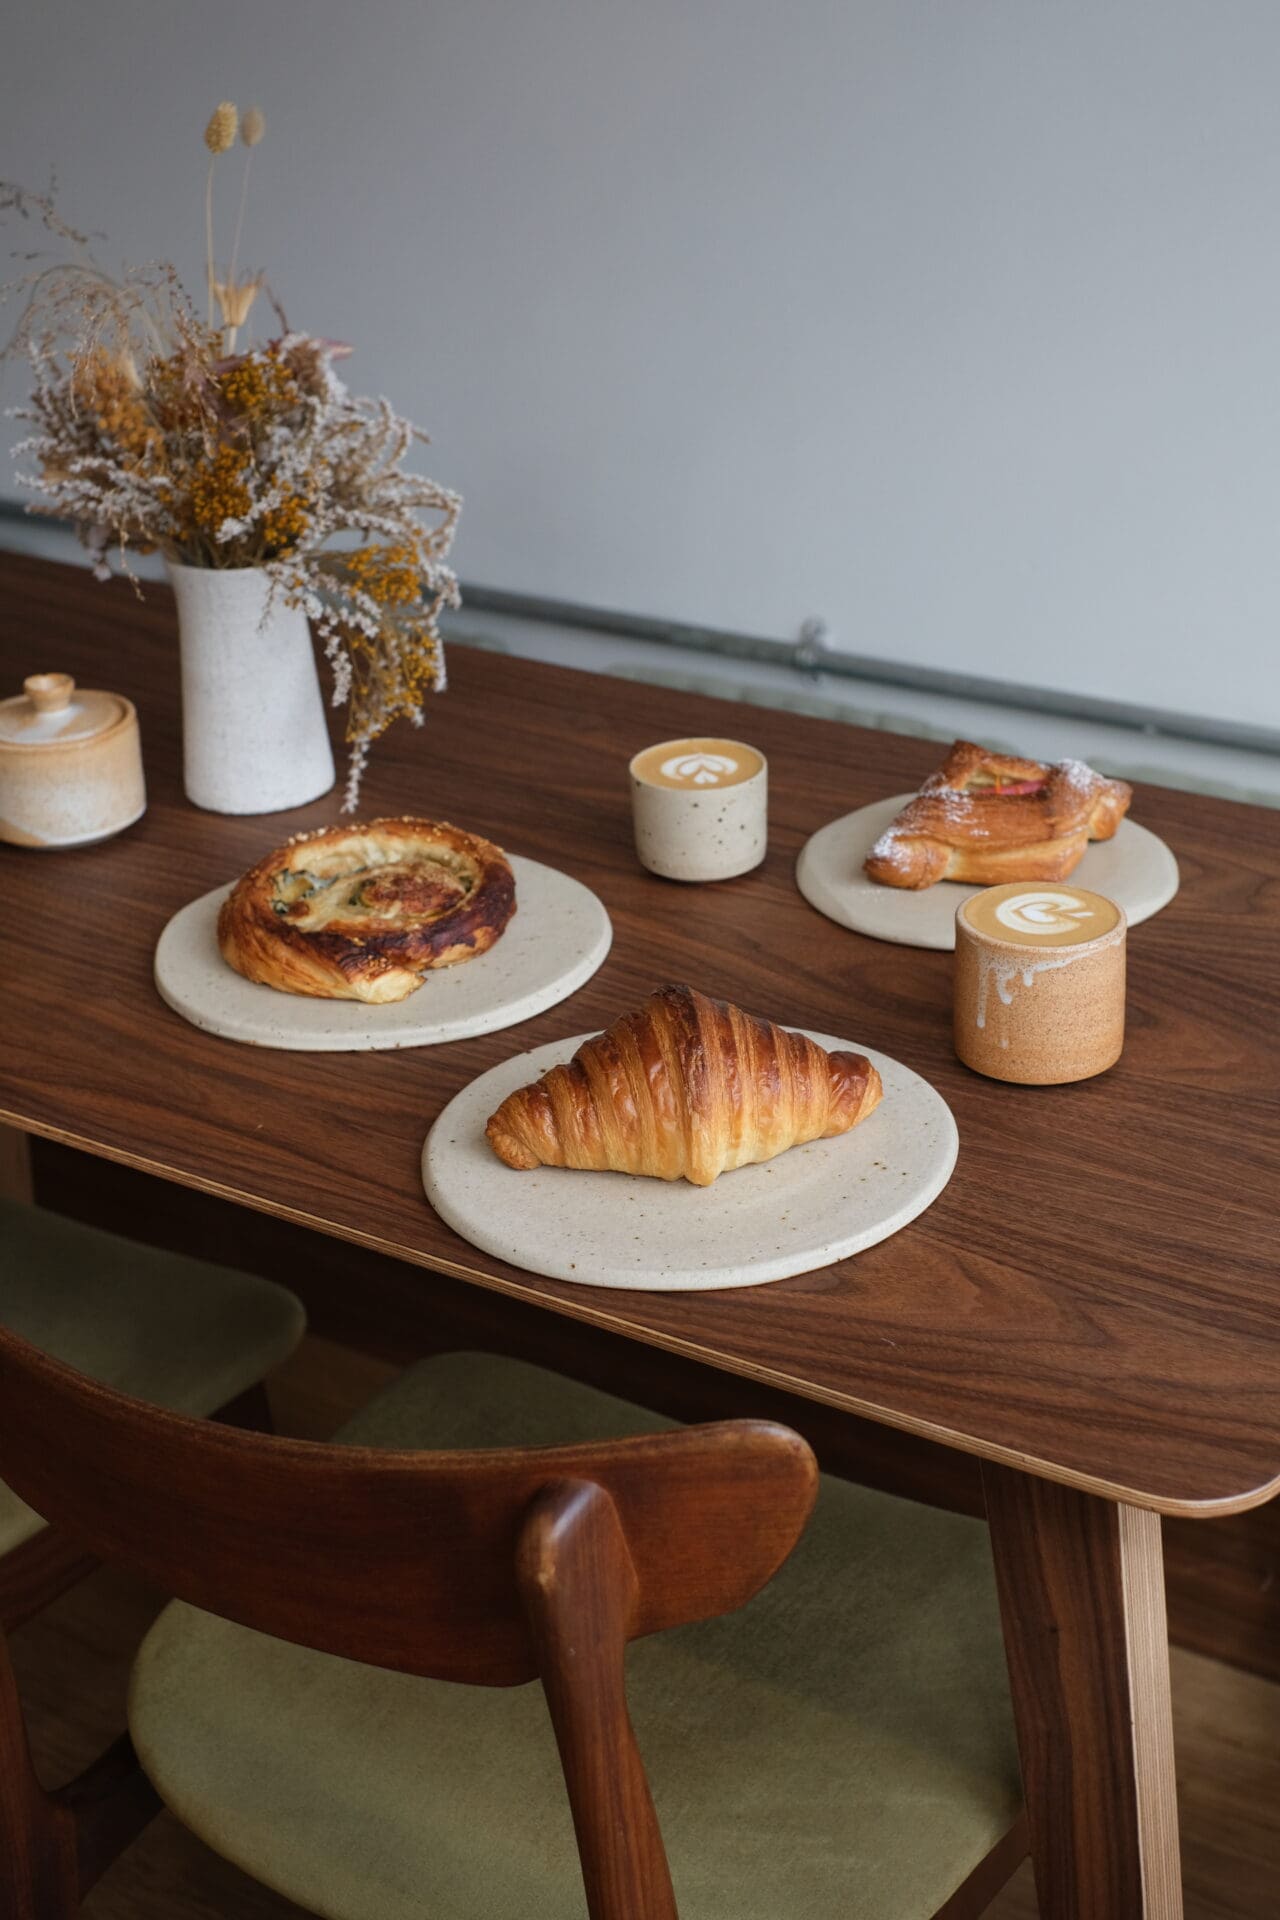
(0, 1198), (305, 1629)
(0, 1330), (1027, 1920)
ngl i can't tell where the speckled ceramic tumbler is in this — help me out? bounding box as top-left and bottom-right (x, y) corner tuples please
(953, 882), (1127, 1084)
(629, 736), (767, 882)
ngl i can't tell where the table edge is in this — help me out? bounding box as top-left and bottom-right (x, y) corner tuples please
(8, 1105), (1275, 1521)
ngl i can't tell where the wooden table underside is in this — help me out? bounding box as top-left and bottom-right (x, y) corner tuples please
(3, 551), (1279, 1916)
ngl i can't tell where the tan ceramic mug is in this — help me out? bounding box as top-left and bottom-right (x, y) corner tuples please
(629, 736), (768, 882)
(953, 882), (1126, 1084)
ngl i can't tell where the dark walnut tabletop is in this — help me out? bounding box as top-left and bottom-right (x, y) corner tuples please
(2, 552), (1277, 1517)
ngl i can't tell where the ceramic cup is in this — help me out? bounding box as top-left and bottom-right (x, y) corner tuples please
(629, 736), (767, 882)
(953, 881), (1126, 1084)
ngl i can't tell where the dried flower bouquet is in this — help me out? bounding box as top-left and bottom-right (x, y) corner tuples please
(3, 103), (460, 807)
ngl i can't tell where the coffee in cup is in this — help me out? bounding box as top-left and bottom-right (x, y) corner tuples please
(629, 735), (767, 881)
(954, 881), (1127, 1084)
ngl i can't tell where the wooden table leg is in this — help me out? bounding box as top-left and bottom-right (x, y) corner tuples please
(982, 1463), (1182, 1920)
(0, 1126), (32, 1205)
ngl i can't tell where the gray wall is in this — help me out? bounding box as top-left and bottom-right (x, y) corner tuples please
(3, 1), (1276, 729)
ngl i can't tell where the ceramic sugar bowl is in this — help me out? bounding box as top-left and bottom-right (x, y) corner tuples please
(0, 673), (146, 849)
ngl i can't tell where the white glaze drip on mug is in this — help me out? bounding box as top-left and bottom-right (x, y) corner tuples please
(974, 949), (1083, 1031)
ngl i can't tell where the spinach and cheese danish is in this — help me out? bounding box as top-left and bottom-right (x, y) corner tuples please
(217, 818), (517, 1002)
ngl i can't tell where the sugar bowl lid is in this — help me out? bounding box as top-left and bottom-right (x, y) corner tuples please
(0, 673), (133, 747)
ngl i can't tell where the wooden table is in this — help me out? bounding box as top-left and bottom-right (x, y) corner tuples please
(3, 552), (1279, 1918)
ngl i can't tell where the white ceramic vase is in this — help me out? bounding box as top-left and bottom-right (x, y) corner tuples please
(167, 561), (335, 814)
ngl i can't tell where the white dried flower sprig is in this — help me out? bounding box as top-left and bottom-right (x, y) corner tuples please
(223, 103), (266, 348)
(205, 102), (239, 328)
(204, 103), (238, 153)
(204, 98), (266, 346)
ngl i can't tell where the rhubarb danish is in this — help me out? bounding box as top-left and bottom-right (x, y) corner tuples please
(864, 741), (1131, 890)
(217, 818), (516, 1002)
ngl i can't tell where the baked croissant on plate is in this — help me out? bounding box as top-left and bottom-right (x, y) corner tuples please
(485, 984), (883, 1187)
(863, 740), (1132, 890)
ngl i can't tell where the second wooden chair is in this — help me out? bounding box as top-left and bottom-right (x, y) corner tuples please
(0, 1329), (1025, 1920)
(0, 1196), (305, 1630)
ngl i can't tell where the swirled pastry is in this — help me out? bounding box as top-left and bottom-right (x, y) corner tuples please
(486, 983), (882, 1186)
(217, 818), (516, 1003)
(864, 741), (1131, 890)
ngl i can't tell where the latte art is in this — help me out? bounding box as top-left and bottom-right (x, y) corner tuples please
(963, 882), (1121, 949)
(631, 736), (764, 791)
(661, 751), (740, 786)
(995, 890), (1096, 936)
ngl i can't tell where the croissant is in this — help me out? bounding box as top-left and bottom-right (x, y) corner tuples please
(864, 741), (1131, 890)
(485, 984), (883, 1187)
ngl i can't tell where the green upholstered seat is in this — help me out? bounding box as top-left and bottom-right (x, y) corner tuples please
(128, 1350), (1022, 1920)
(0, 1199), (306, 1555)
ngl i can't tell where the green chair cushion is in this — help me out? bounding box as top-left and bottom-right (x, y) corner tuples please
(129, 1351), (1021, 1920)
(0, 1199), (306, 1554)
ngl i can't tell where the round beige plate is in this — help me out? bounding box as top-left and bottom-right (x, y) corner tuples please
(422, 1030), (956, 1291)
(796, 795), (1180, 952)
(154, 855), (612, 1051)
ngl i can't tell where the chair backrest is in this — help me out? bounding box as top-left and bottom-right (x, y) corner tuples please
(0, 1323), (817, 1685)
(0, 1321), (820, 1919)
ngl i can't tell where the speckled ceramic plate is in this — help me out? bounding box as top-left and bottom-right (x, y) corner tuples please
(796, 795), (1180, 952)
(154, 855), (612, 1051)
(421, 1030), (957, 1291)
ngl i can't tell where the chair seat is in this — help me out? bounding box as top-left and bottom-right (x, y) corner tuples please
(129, 1350), (1021, 1920)
(0, 1200), (305, 1554)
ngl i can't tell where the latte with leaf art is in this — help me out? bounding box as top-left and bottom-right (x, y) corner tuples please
(629, 735), (767, 881)
(962, 883), (1121, 950)
(631, 737), (764, 791)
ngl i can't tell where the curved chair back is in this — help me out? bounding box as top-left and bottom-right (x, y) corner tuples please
(0, 1322), (817, 1683)
(0, 1322), (818, 1919)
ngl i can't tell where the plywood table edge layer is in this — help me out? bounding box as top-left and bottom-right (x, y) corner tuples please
(8, 1108), (1275, 1523)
